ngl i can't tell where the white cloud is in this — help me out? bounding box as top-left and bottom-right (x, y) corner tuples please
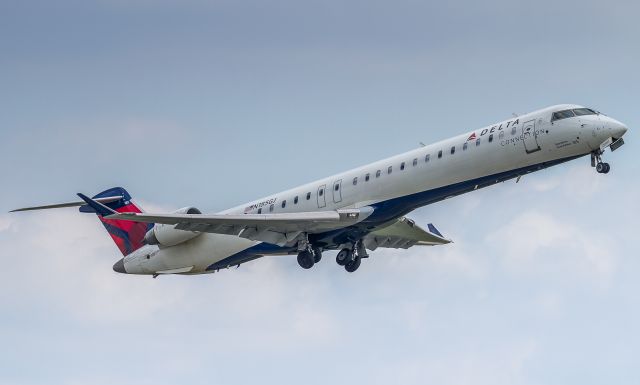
(0, 215), (11, 232)
(486, 210), (617, 287)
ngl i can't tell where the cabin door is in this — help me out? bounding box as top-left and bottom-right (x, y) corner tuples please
(333, 179), (342, 203)
(317, 184), (326, 208)
(522, 119), (541, 154)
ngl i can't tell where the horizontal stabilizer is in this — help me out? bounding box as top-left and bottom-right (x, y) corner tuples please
(10, 196), (123, 213)
(76, 193), (118, 217)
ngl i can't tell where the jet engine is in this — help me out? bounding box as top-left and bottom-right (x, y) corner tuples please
(143, 206), (203, 247)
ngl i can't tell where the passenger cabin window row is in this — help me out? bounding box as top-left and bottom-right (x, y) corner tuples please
(552, 108), (597, 122)
(267, 133), (510, 213)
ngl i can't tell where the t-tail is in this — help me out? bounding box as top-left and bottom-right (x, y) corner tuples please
(10, 187), (152, 256)
(79, 187), (153, 255)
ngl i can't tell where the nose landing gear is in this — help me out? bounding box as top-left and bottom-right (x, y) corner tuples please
(591, 151), (611, 174)
(596, 162), (610, 174)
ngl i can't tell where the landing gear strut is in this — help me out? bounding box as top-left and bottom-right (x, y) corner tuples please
(591, 151), (610, 174)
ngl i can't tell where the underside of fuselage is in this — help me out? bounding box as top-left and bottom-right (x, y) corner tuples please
(205, 152), (586, 271)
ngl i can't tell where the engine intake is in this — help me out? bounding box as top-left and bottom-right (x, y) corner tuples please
(144, 206), (203, 247)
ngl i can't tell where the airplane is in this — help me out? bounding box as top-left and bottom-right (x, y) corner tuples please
(11, 104), (628, 276)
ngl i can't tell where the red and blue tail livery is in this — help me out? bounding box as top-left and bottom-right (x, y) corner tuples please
(79, 187), (153, 256)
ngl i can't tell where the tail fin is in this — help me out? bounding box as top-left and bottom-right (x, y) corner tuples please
(80, 187), (153, 256)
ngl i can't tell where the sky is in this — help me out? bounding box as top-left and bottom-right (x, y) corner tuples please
(1, 0), (639, 384)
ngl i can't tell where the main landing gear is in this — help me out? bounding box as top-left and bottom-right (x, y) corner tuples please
(297, 246), (322, 269)
(591, 151), (610, 174)
(336, 240), (368, 273)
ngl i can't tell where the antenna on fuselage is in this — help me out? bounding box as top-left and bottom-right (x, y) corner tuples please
(512, 113), (519, 117)
(419, 142), (426, 147)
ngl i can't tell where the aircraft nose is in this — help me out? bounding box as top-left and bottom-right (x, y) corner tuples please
(613, 123), (628, 139)
(609, 118), (628, 138)
(113, 258), (126, 273)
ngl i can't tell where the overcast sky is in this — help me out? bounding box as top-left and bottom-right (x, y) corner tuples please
(1, 0), (639, 384)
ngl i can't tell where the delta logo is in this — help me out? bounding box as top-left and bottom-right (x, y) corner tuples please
(466, 118), (521, 142)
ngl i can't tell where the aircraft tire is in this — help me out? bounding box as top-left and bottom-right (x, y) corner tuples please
(345, 256), (361, 273)
(336, 248), (351, 266)
(313, 247), (323, 263)
(603, 163), (611, 174)
(297, 250), (315, 269)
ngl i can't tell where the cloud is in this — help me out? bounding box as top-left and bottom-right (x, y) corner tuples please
(0, 215), (11, 232)
(486, 210), (617, 288)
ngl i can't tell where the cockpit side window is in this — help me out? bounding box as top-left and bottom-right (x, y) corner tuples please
(573, 108), (597, 116)
(552, 109), (575, 122)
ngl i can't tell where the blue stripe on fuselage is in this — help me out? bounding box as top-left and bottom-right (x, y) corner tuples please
(206, 154), (585, 271)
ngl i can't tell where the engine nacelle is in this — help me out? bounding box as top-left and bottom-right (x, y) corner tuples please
(144, 206), (202, 247)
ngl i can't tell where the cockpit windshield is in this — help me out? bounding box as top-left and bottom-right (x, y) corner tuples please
(552, 108), (598, 122)
(572, 108), (597, 116)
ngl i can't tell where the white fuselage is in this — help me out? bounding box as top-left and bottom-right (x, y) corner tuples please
(122, 104), (628, 275)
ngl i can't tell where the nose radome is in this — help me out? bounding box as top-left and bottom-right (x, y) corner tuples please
(613, 121), (628, 138)
(113, 258), (126, 273)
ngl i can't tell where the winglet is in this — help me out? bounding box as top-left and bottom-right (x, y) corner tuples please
(427, 223), (444, 238)
(76, 193), (118, 217)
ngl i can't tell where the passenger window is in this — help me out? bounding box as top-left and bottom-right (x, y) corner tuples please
(388, 166), (392, 174)
(334, 184), (339, 191)
(376, 170), (381, 178)
(463, 142), (468, 151)
(400, 162), (405, 170)
(294, 196), (298, 204)
(269, 204), (274, 212)
(450, 146), (455, 155)
(425, 154), (430, 163)
(281, 200), (286, 208)
(438, 150), (442, 159)
(319, 189), (324, 196)
(306, 192), (311, 200)
(489, 134), (494, 143)
(258, 208), (262, 214)
(365, 173), (370, 181)
(476, 138), (481, 146)
(511, 126), (517, 135)
(413, 158), (418, 166)
(499, 131), (505, 140)
(353, 177), (358, 185)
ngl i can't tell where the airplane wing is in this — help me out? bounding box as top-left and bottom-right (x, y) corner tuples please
(110, 210), (374, 246)
(78, 192), (374, 246)
(362, 217), (451, 250)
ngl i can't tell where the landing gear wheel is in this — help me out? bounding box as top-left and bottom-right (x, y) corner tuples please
(596, 162), (605, 173)
(345, 255), (361, 273)
(297, 250), (315, 269)
(336, 248), (351, 266)
(603, 163), (611, 174)
(313, 247), (323, 263)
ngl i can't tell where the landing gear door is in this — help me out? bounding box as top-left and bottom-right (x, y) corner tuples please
(317, 184), (326, 208)
(522, 119), (541, 154)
